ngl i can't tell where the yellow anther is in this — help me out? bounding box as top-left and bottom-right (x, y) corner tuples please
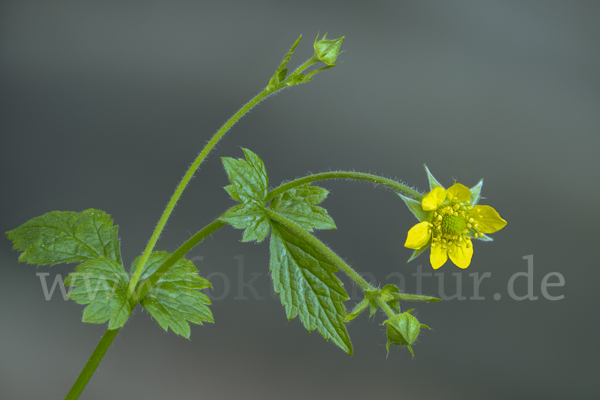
(469, 218), (474, 223)
(467, 223), (472, 228)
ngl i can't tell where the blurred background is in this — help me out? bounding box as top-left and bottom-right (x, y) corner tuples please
(1, 1), (598, 399)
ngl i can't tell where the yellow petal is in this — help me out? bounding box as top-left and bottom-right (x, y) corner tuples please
(422, 187), (446, 211)
(404, 221), (431, 249)
(446, 183), (471, 202)
(430, 243), (448, 269)
(448, 238), (473, 269)
(471, 205), (507, 233)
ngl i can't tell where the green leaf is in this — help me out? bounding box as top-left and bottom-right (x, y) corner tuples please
(268, 184), (336, 232)
(267, 35), (302, 92)
(220, 148), (271, 242)
(269, 220), (352, 354)
(64, 257), (131, 329)
(6, 209), (122, 266)
(397, 193), (430, 222)
(424, 165), (444, 191)
(288, 64), (335, 86)
(380, 284), (401, 312)
(346, 297), (369, 321)
(469, 179), (484, 206)
(219, 203), (271, 243)
(392, 293), (441, 302)
(222, 148), (268, 204)
(132, 251), (213, 339)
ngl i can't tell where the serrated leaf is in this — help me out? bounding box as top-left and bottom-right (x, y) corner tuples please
(267, 35), (302, 91)
(222, 148), (268, 204)
(424, 165), (444, 191)
(64, 257), (131, 329)
(132, 251), (213, 339)
(6, 209), (122, 266)
(469, 179), (484, 206)
(268, 184), (336, 232)
(219, 203), (271, 243)
(269, 220), (352, 354)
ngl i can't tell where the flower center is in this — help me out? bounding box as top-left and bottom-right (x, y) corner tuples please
(441, 214), (466, 236)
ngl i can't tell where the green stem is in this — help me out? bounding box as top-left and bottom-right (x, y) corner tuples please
(127, 61), (318, 298)
(264, 208), (376, 292)
(131, 219), (226, 304)
(265, 171), (422, 202)
(372, 295), (397, 318)
(64, 328), (120, 400)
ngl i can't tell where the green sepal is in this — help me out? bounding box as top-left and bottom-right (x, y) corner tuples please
(269, 220), (352, 354)
(406, 237), (432, 263)
(268, 184), (336, 232)
(384, 309), (427, 356)
(267, 35), (302, 92)
(469, 179), (484, 206)
(474, 233), (494, 242)
(219, 203), (271, 243)
(64, 257), (131, 329)
(131, 251), (213, 339)
(397, 193), (431, 223)
(222, 148), (268, 204)
(5, 209), (122, 266)
(424, 165), (444, 191)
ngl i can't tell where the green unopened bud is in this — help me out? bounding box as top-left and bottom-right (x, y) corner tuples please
(383, 309), (431, 356)
(313, 34), (344, 66)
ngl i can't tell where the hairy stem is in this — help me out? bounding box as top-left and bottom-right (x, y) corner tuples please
(265, 171), (422, 202)
(264, 208), (376, 292)
(127, 61), (319, 298)
(64, 328), (120, 400)
(372, 295), (397, 318)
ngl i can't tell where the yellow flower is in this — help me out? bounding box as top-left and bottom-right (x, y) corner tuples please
(401, 173), (506, 269)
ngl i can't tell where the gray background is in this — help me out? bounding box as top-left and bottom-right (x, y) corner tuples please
(1, 1), (598, 399)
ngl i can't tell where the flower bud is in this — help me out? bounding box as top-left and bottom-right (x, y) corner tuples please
(313, 34), (344, 66)
(383, 310), (430, 356)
